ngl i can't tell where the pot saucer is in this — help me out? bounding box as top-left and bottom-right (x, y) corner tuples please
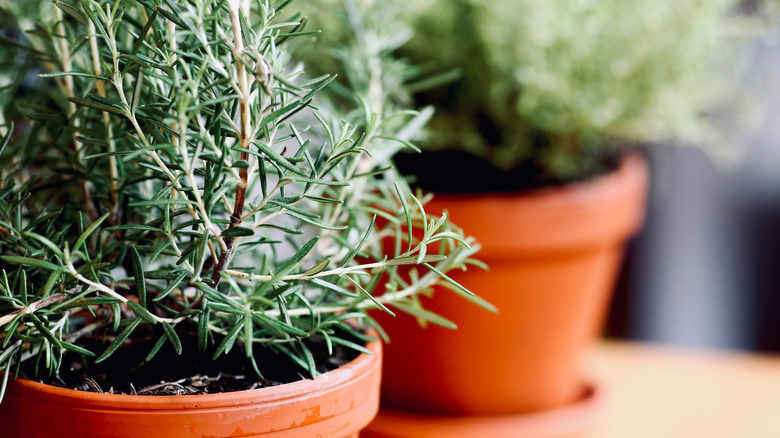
(362, 382), (606, 438)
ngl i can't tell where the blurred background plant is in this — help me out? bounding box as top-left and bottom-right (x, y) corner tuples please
(299, 0), (757, 188)
(0, 1), (51, 125)
(406, 0), (753, 185)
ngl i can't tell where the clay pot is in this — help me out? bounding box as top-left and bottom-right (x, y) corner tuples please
(0, 339), (382, 438)
(363, 382), (605, 438)
(373, 154), (648, 416)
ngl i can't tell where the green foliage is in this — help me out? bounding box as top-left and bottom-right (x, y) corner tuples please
(0, 0), (485, 399)
(346, 0), (738, 181)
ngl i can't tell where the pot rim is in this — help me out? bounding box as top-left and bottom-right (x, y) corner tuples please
(430, 152), (647, 207)
(4, 337), (381, 411)
(424, 153), (649, 254)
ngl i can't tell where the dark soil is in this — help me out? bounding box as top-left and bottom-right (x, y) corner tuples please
(393, 149), (623, 193)
(19, 332), (362, 396)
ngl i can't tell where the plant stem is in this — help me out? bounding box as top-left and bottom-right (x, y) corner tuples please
(0, 294), (69, 328)
(67, 263), (180, 325)
(212, 0), (253, 285)
(54, 7), (97, 221)
(88, 19), (120, 219)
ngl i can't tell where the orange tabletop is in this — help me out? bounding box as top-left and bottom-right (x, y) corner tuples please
(585, 341), (780, 438)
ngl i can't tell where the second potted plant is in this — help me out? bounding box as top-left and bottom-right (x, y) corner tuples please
(332, 0), (735, 435)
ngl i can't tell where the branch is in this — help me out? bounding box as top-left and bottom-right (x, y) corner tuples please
(54, 7), (97, 221)
(0, 294), (69, 328)
(212, 0), (253, 284)
(88, 19), (120, 221)
(222, 254), (447, 282)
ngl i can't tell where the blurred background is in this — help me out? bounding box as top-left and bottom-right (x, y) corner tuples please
(607, 33), (780, 353)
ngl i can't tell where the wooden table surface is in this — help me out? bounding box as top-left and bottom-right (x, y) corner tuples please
(585, 341), (780, 438)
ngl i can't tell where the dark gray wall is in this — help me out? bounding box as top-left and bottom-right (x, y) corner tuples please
(610, 37), (780, 352)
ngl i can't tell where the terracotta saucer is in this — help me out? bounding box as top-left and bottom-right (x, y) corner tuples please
(362, 382), (606, 438)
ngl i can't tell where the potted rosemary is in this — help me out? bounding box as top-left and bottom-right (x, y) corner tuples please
(0, 1), (484, 437)
(302, 0), (742, 436)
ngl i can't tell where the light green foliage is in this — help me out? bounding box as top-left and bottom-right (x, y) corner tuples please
(0, 0), (484, 397)
(400, 0), (738, 179)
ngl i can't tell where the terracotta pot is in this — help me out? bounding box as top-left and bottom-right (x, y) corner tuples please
(374, 154), (648, 416)
(0, 339), (382, 438)
(362, 382), (606, 438)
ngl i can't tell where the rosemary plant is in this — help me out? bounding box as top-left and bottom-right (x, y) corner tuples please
(0, 0), (487, 400)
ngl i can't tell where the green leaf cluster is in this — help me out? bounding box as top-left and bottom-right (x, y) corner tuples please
(0, 0), (487, 399)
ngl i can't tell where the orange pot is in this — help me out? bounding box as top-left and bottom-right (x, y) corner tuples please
(373, 154), (648, 417)
(0, 339), (382, 438)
